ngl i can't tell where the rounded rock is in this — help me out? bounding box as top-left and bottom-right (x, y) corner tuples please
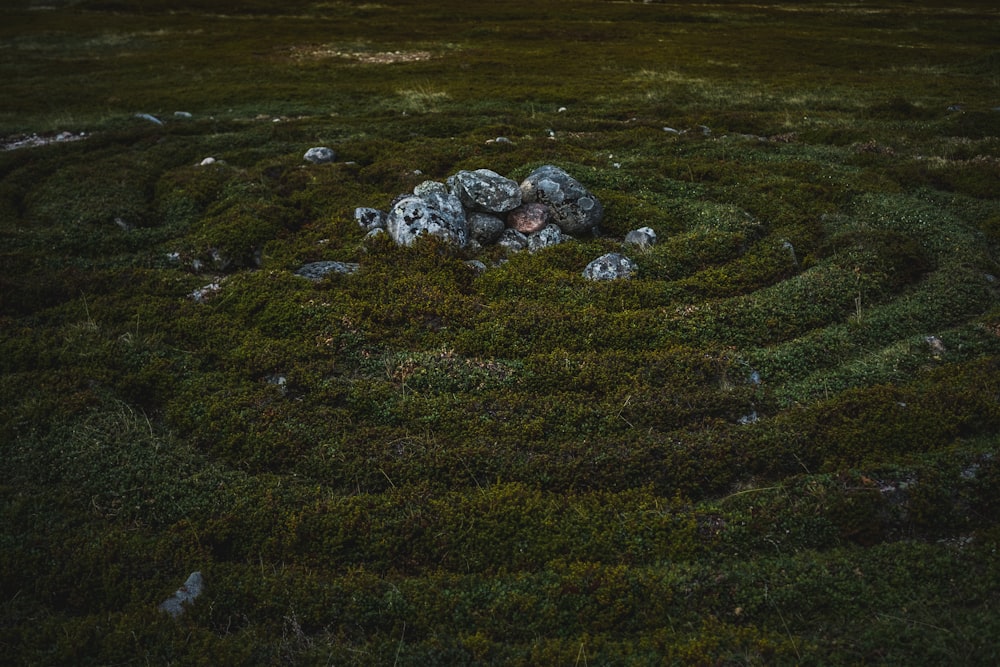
(528, 224), (563, 252)
(497, 228), (529, 253)
(624, 227), (657, 248)
(582, 252), (637, 281)
(386, 195), (467, 247)
(304, 146), (337, 164)
(520, 165), (603, 236)
(507, 202), (550, 234)
(468, 212), (506, 245)
(447, 168), (522, 214)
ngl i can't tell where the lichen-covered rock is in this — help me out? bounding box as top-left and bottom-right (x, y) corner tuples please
(159, 571), (203, 618)
(413, 180), (448, 198)
(355, 207), (386, 231)
(528, 223), (563, 252)
(303, 146), (336, 164)
(447, 169), (522, 214)
(520, 165), (603, 235)
(507, 202), (550, 234)
(497, 228), (529, 253)
(582, 252), (637, 280)
(295, 261), (360, 281)
(386, 194), (468, 247)
(468, 212), (506, 245)
(624, 227), (657, 248)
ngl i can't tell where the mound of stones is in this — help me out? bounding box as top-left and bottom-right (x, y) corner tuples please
(355, 165), (605, 255)
(290, 164), (655, 285)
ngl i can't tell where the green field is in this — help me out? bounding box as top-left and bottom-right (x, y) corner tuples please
(2, 0), (999, 663)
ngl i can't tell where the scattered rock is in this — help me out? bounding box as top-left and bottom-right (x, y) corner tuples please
(304, 146), (337, 164)
(782, 240), (799, 267)
(582, 252), (637, 281)
(447, 169), (522, 214)
(465, 259), (488, 274)
(199, 157), (217, 166)
(190, 281), (223, 302)
(624, 227), (657, 248)
(520, 165), (603, 236)
(507, 202), (550, 234)
(295, 261), (360, 281)
(174, 111), (193, 118)
(135, 112), (164, 126)
(159, 571), (203, 618)
(925, 335), (947, 357)
(355, 207), (387, 231)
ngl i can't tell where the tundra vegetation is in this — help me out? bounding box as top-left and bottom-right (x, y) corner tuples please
(2, 0), (999, 664)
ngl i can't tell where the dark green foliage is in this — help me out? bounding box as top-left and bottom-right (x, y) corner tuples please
(2, 0), (1000, 663)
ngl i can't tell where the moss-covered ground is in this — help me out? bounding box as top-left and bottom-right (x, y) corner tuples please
(2, 0), (999, 663)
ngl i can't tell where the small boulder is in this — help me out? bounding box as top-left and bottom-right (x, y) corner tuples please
(507, 202), (550, 235)
(497, 228), (529, 253)
(624, 227), (657, 248)
(386, 195), (468, 247)
(467, 212), (506, 245)
(295, 261), (360, 281)
(520, 165), (603, 235)
(582, 252), (637, 281)
(528, 224), (563, 252)
(159, 571), (203, 618)
(304, 146), (337, 164)
(413, 180), (448, 198)
(355, 207), (387, 231)
(447, 169), (522, 214)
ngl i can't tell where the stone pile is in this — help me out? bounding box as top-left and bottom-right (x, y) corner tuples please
(355, 165), (604, 255)
(286, 164), (660, 284)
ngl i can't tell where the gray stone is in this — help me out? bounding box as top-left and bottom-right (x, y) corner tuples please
(413, 180), (448, 197)
(467, 212), (506, 245)
(624, 227), (657, 248)
(416, 187), (467, 232)
(295, 261), (360, 281)
(386, 195), (468, 247)
(465, 259), (488, 274)
(355, 207), (386, 231)
(520, 165), (603, 235)
(507, 202), (550, 234)
(159, 571), (203, 618)
(447, 169), (522, 214)
(497, 228), (529, 253)
(190, 282), (223, 302)
(304, 146), (337, 164)
(135, 112), (163, 126)
(528, 224), (563, 252)
(582, 252), (637, 281)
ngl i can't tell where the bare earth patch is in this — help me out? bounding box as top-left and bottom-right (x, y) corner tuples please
(1, 131), (87, 151)
(288, 45), (435, 64)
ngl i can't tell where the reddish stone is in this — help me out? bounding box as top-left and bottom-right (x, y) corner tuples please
(507, 202), (550, 234)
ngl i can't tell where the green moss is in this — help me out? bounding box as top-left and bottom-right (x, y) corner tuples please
(3, 0), (1000, 662)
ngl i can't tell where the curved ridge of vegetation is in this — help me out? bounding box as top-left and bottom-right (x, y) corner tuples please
(2, 0), (999, 664)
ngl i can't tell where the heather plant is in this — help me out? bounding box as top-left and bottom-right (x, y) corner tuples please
(2, 0), (999, 663)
